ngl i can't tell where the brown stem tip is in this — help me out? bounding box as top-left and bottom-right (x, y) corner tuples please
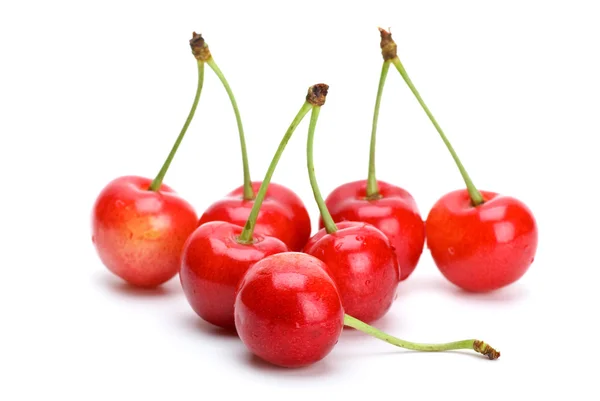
(306, 84), (329, 106)
(473, 340), (501, 360)
(190, 32), (212, 62)
(378, 27), (397, 61)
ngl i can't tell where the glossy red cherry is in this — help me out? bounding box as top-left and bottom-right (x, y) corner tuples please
(180, 84), (324, 328)
(234, 252), (501, 368)
(180, 221), (287, 329)
(426, 190), (537, 292)
(321, 180), (425, 281)
(92, 176), (198, 287)
(303, 99), (399, 323)
(91, 35), (205, 287)
(380, 27), (538, 291)
(234, 252), (344, 368)
(198, 181), (311, 252)
(305, 221), (400, 323)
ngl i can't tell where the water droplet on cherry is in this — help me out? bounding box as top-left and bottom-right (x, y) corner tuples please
(448, 247), (455, 255)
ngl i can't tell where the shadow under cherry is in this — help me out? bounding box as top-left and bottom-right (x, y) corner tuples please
(93, 271), (182, 298)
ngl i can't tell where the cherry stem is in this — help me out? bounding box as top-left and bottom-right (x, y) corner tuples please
(237, 101), (313, 243)
(343, 314), (500, 360)
(149, 60), (204, 191)
(381, 29), (483, 206)
(206, 58), (254, 200)
(307, 106), (337, 234)
(390, 56), (483, 206)
(366, 60), (391, 199)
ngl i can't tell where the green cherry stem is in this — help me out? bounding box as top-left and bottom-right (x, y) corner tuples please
(236, 102), (311, 243)
(149, 58), (204, 192)
(206, 58), (254, 200)
(343, 314), (500, 360)
(237, 85), (328, 244)
(366, 60), (391, 199)
(306, 88), (337, 234)
(379, 28), (484, 206)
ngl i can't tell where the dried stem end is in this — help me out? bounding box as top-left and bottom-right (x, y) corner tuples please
(473, 340), (501, 360)
(378, 27), (397, 61)
(190, 32), (212, 62)
(306, 84), (329, 106)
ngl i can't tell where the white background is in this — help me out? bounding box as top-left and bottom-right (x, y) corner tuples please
(1, 0), (598, 399)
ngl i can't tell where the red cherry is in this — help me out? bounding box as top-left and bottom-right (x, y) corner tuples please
(234, 252), (345, 368)
(91, 35), (206, 287)
(321, 180), (425, 281)
(426, 190), (538, 292)
(198, 181), (311, 252)
(180, 221), (287, 329)
(181, 84), (324, 328)
(304, 221), (399, 323)
(234, 252), (501, 368)
(379, 27), (538, 291)
(92, 176), (198, 287)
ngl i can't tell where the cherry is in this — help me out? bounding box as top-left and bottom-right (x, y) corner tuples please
(180, 84), (327, 329)
(426, 191), (537, 292)
(91, 34), (203, 287)
(234, 252), (500, 368)
(193, 33), (311, 252)
(381, 28), (538, 292)
(320, 39), (425, 281)
(302, 98), (400, 323)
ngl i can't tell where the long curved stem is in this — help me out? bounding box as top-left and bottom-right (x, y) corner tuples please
(206, 58), (254, 200)
(149, 61), (204, 191)
(390, 57), (484, 206)
(237, 102), (313, 244)
(307, 107), (337, 234)
(344, 314), (500, 359)
(366, 61), (391, 198)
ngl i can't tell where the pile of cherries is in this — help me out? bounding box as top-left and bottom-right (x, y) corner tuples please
(91, 29), (538, 368)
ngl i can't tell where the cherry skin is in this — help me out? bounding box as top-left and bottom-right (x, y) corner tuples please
(321, 179), (425, 281)
(234, 252), (345, 368)
(304, 221), (400, 323)
(198, 181), (311, 252)
(92, 175), (198, 287)
(180, 221), (287, 329)
(426, 189), (538, 292)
